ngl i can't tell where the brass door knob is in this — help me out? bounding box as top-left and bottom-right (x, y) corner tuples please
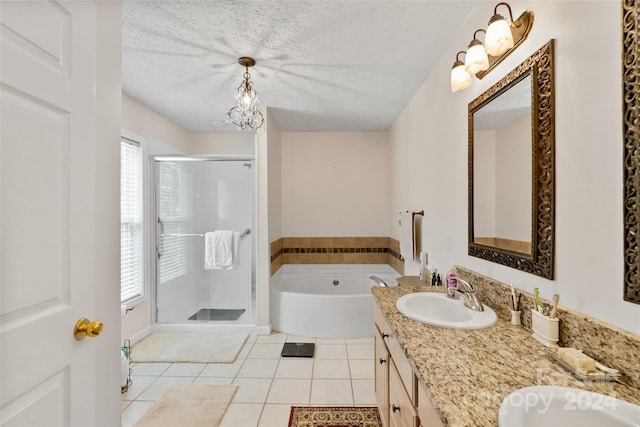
(74, 318), (103, 340)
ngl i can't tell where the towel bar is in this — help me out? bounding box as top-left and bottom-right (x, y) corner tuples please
(163, 228), (251, 238)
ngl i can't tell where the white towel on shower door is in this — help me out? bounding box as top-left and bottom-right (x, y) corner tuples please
(204, 230), (239, 270)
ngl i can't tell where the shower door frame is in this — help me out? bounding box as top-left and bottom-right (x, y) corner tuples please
(150, 155), (257, 326)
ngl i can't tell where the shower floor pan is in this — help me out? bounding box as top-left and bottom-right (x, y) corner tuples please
(188, 308), (246, 321)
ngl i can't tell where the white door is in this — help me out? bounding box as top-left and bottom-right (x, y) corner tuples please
(1, 1), (121, 425)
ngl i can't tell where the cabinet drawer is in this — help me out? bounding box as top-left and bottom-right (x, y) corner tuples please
(417, 383), (443, 427)
(389, 359), (418, 427)
(375, 326), (390, 427)
(374, 302), (416, 402)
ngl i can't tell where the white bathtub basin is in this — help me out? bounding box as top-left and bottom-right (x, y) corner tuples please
(498, 385), (640, 427)
(395, 292), (497, 329)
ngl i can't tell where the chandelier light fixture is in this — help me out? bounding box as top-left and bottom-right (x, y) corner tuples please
(227, 56), (264, 130)
(450, 2), (533, 92)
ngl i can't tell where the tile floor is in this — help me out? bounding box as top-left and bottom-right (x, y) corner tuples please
(121, 332), (376, 427)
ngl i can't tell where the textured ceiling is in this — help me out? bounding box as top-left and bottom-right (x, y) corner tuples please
(122, 1), (478, 133)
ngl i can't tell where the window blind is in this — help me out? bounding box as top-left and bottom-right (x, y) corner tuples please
(157, 162), (191, 283)
(121, 138), (143, 303)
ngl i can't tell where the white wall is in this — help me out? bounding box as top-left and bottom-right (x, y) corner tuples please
(390, 1), (639, 334)
(281, 131), (390, 237)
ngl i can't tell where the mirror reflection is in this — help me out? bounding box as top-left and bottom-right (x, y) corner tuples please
(473, 75), (532, 254)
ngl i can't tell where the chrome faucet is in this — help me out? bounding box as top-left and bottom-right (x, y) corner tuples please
(446, 278), (484, 312)
(369, 275), (388, 286)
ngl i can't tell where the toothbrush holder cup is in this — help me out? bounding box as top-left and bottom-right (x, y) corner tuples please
(531, 309), (559, 348)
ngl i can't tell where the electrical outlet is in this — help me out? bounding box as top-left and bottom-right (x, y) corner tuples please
(447, 233), (453, 251)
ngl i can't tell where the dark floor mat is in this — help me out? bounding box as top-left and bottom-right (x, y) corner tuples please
(188, 308), (246, 321)
(281, 342), (315, 358)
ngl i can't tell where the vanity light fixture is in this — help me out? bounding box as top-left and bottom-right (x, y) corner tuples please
(227, 56), (264, 130)
(465, 29), (489, 75)
(451, 51), (472, 93)
(451, 2), (534, 91)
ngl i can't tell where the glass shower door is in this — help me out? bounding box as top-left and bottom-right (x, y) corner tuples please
(154, 158), (254, 324)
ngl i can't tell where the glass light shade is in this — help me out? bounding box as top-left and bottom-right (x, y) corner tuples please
(465, 41), (489, 75)
(451, 62), (472, 92)
(485, 15), (514, 57)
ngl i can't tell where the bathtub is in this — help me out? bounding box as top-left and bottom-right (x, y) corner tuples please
(271, 264), (399, 338)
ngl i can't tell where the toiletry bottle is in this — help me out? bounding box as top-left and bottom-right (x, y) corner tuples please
(431, 268), (437, 286)
(436, 274), (442, 286)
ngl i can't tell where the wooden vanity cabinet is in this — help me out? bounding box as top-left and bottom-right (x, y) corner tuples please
(374, 303), (417, 427)
(374, 302), (443, 427)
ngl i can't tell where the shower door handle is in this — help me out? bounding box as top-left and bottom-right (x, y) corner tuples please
(157, 218), (164, 258)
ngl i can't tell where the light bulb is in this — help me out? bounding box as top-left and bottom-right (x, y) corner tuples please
(485, 14), (514, 56)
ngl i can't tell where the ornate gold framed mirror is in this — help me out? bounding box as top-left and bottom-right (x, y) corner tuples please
(623, 0), (639, 304)
(468, 40), (555, 279)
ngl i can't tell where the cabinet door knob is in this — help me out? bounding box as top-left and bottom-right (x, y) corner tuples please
(382, 333), (389, 339)
(379, 357), (387, 365)
(392, 404), (400, 413)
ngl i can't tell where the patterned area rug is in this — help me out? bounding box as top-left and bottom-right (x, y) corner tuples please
(288, 406), (382, 427)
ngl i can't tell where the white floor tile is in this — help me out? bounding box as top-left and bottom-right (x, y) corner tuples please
(120, 401), (132, 411)
(200, 360), (243, 378)
(314, 343), (348, 359)
(135, 376), (195, 401)
(231, 378), (272, 403)
(275, 358), (314, 379)
(237, 342), (253, 359)
(247, 343), (284, 358)
(310, 379), (353, 405)
(256, 332), (287, 343)
(349, 359), (374, 379)
(313, 359), (350, 379)
(121, 401), (155, 427)
(258, 404), (293, 427)
(237, 358), (279, 378)
(162, 363), (205, 377)
(352, 379), (376, 405)
(266, 379), (311, 404)
(285, 335), (316, 343)
(315, 338), (346, 345)
(347, 343), (374, 359)
(120, 375), (156, 401)
(192, 377), (234, 385)
(130, 362), (171, 376)
(218, 403), (263, 427)
(347, 337), (374, 344)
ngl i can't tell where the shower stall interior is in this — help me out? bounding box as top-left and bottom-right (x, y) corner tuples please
(153, 156), (255, 327)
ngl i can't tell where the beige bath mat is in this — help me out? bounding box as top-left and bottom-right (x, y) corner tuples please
(133, 384), (237, 427)
(132, 332), (248, 363)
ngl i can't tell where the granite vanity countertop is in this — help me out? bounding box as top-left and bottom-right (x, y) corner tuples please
(371, 286), (640, 427)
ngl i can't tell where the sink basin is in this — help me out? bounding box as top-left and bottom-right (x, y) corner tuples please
(499, 385), (640, 427)
(395, 292), (497, 329)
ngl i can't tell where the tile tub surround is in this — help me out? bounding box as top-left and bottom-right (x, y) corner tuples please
(454, 266), (640, 389)
(270, 237), (404, 275)
(372, 286), (640, 426)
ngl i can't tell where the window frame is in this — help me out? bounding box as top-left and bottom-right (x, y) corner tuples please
(120, 132), (147, 307)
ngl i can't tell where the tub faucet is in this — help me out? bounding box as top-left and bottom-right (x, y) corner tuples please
(446, 278), (484, 312)
(369, 276), (388, 287)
